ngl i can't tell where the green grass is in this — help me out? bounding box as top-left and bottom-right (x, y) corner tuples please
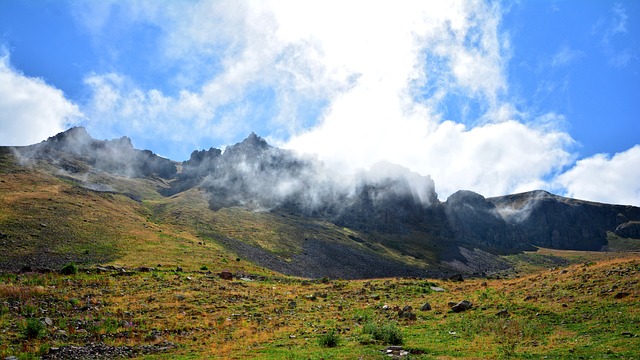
(362, 322), (404, 345)
(0, 257), (638, 358)
(607, 231), (640, 251)
(318, 329), (340, 348)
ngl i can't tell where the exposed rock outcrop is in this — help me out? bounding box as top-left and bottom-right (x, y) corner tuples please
(14, 127), (176, 179)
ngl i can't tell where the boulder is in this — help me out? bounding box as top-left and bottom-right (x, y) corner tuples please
(398, 305), (416, 320)
(451, 300), (472, 313)
(219, 271), (233, 280)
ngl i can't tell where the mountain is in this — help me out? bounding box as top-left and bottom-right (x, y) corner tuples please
(1, 127), (639, 278)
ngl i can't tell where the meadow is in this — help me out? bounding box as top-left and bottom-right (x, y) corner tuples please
(1, 253), (638, 359)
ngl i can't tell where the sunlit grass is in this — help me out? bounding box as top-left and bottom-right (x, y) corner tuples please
(2, 256), (638, 359)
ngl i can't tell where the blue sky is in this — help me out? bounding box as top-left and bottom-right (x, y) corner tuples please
(1, 0), (639, 205)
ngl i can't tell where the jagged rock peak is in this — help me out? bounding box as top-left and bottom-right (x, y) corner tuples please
(187, 147), (222, 164)
(46, 126), (92, 144)
(223, 132), (271, 157)
(241, 132), (269, 148)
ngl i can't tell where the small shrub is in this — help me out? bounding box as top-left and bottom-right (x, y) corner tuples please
(318, 329), (340, 348)
(200, 265), (209, 271)
(22, 318), (45, 339)
(362, 322), (403, 345)
(20, 303), (37, 317)
(358, 332), (376, 345)
(60, 262), (78, 275)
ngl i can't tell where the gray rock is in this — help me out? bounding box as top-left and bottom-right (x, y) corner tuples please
(451, 300), (472, 313)
(420, 303), (432, 311)
(398, 306), (416, 320)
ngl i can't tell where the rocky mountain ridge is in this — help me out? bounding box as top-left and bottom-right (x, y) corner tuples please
(4, 127), (640, 277)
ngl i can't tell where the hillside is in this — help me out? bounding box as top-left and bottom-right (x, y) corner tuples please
(1, 250), (638, 359)
(2, 127), (640, 279)
(1, 128), (640, 359)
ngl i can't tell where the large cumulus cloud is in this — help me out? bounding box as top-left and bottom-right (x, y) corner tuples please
(557, 146), (640, 206)
(0, 53), (81, 146)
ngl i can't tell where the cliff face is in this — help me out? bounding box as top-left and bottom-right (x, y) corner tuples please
(12, 127), (640, 255)
(442, 190), (519, 251)
(438, 189), (640, 252)
(487, 191), (640, 251)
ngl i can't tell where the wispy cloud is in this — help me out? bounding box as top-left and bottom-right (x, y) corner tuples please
(593, 2), (637, 68)
(0, 52), (82, 146)
(551, 46), (584, 68)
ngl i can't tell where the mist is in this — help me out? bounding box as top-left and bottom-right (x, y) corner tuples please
(155, 132), (441, 233)
(12, 127), (176, 181)
(8, 126), (634, 251)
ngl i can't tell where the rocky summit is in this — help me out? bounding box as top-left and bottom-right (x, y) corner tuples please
(2, 127), (640, 278)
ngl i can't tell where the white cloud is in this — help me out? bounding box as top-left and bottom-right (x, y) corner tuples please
(76, 0), (578, 199)
(280, 1), (572, 198)
(557, 146), (640, 206)
(551, 46), (584, 67)
(0, 53), (81, 146)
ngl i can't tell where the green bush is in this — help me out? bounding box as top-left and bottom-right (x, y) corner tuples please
(60, 262), (78, 275)
(362, 322), (403, 345)
(22, 318), (45, 339)
(200, 265), (209, 271)
(318, 329), (340, 348)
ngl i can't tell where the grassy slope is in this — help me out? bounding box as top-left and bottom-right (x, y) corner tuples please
(0, 148), (266, 275)
(1, 255), (638, 359)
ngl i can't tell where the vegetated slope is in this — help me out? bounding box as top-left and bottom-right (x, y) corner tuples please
(2, 127), (640, 279)
(0, 147), (267, 276)
(1, 251), (638, 359)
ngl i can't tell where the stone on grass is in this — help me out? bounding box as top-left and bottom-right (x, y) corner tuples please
(451, 300), (472, 313)
(219, 271), (233, 280)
